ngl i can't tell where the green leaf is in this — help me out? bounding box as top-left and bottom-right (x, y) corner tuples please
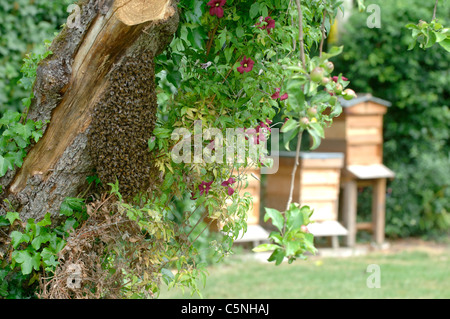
(37, 212), (52, 227)
(267, 247), (285, 265)
(236, 26), (245, 38)
(0, 155), (13, 177)
(60, 200), (73, 217)
(252, 243), (281, 252)
(0, 111), (21, 127)
(285, 240), (301, 256)
(41, 247), (59, 269)
(438, 39), (450, 52)
(308, 127), (322, 150)
(286, 80), (306, 112)
(0, 216), (9, 227)
(433, 31), (447, 43)
(162, 172), (175, 190)
(187, 27), (206, 50)
(286, 206), (303, 231)
(280, 118), (299, 133)
(148, 137), (156, 151)
(31, 232), (52, 250)
(166, 70), (182, 88)
(153, 127), (172, 139)
(268, 231), (283, 245)
(10, 231), (31, 249)
(263, 207), (284, 232)
(249, 3), (260, 19)
(321, 46), (344, 61)
(11, 250), (41, 275)
(6, 211), (20, 225)
(309, 122), (325, 138)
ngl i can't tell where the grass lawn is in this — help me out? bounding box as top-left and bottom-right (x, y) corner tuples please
(159, 241), (450, 299)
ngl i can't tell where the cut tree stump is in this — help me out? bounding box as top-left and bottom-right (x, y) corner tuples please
(0, 0), (179, 220)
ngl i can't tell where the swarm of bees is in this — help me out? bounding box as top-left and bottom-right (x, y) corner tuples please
(87, 50), (158, 199)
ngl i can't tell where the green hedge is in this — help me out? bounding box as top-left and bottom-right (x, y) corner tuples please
(0, 0), (72, 113)
(333, 0), (450, 237)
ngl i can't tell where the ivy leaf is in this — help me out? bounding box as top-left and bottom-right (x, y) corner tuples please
(0, 154), (13, 177)
(41, 247), (59, 269)
(31, 232), (52, 250)
(0, 111), (21, 127)
(37, 212), (52, 227)
(263, 207), (284, 232)
(11, 250), (41, 275)
(10, 231), (31, 249)
(6, 211), (20, 225)
(166, 70), (182, 89)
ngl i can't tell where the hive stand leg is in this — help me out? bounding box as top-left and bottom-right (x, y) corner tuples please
(331, 236), (339, 249)
(372, 178), (387, 246)
(342, 180), (357, 247)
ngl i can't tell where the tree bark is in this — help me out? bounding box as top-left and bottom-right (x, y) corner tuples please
(0, 0), (179, 220)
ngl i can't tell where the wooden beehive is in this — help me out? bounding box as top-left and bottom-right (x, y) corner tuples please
(206, 168), (261, 232)
(264, 152), (344, 222)
(241, 169), (261, 225)
(314, 94), (391, 166)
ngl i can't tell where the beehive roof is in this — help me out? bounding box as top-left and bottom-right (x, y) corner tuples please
(338, 93), (392, 108)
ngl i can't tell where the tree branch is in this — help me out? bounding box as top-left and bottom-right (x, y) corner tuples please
(432, 0), (439, 21)
(319, 10), (327, 57)
(295, 0), (306, 68)
(285, 130), (303, 212)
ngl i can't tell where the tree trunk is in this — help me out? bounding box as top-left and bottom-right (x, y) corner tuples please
(0, 0), (179, 220)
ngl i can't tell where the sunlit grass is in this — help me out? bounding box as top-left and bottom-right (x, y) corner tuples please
(159, 246), (450, 299)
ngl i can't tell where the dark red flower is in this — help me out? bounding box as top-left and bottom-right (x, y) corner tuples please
(221, 177), (236, 196)
(237, 56), (254, 74)
(221, 177), (236, 187)
(207, 0), (226, 18)
(271, 88), (288, 100)
(271, 87), (281, 99)
(199, 180), (213, 196)
(257, 16), (276, 34)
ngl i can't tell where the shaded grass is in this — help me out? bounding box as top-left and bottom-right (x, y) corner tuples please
(159, 249), (450, 299)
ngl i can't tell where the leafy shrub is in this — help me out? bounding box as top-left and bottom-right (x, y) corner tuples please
(333, 0), (450, 237)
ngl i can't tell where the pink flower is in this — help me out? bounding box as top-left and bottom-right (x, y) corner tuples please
(237, 56), (254, 74)
(207, 0), (226, 18)
(280, 93), (288, 100)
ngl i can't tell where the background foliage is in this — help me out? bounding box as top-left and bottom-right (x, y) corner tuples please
(334, 0), (450, 238)
(0, 0), (72, 113)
